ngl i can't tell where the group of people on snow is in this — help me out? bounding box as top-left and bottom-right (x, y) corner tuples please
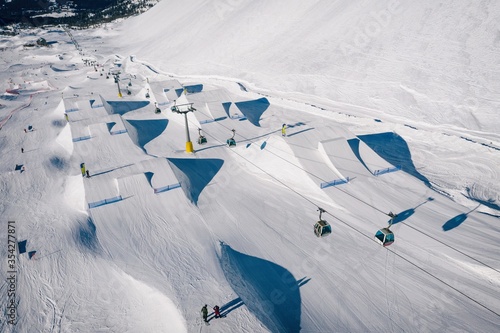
(201, 304), (222, 323)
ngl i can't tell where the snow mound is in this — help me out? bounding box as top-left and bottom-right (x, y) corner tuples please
(167, 157), (224, 205)
(123, 118), (168, 153)
(219, 243), (303, 333)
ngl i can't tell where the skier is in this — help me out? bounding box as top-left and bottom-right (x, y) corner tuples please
(21, 148), (24, 153)
(201, 304), (208, 323)
(213, 305), (221, 318)
(281, 123), (287, 137)
(86, 170), (90, 178)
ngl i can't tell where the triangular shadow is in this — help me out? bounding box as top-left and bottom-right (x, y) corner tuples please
(235, 98), (270, 127)
(167, 158), (224, 205)
(124, 119), (168, 153)
(358, 132), (432, 187)
(219, 242), (302, 333)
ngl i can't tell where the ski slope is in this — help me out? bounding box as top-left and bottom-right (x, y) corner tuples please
(1, 1), (500, 332)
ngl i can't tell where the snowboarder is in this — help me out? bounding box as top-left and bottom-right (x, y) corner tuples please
(201, 305), (208, 323)
(281, 123), (287, 137)
(213, 305), (221, 318)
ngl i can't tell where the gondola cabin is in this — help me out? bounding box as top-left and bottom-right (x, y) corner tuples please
(314, 220), (332, 237)
(227, 129), (236, 147)
(375, 228), (394, 246)
(198, 136), (207, 144)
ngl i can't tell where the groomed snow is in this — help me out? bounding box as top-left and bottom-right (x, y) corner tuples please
(0, 1), (499, 332)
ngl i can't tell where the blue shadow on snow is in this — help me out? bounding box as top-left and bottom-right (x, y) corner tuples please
(167, 158), (223, 205)
(442, 204), (481, 231)
(358, 132), (432, 187)
(442, 213), (467, 231)
(74, 216), (102, 254)
(124, 119), (168, 153)
(390, 208), (414, 225)
(106, 100), (150, 115)
(347, 138), (371, 173)
(235, 98), (270, 127)
(184, 84), (203, 94)
(106, 122), (116, 132)
(219, 242), (303, 333)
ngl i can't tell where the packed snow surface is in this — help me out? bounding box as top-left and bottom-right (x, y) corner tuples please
(0, 1), (499, 332)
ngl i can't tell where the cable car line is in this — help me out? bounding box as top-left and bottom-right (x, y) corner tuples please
(401, 221), (500, 275)
(177, 95), (500, 319)
(193, 106), (390, 216)
(322, 210), (500, 318)
(194, 107), (498, 268)
(183, 95), (499, 267)
(192, 114), (500, 274)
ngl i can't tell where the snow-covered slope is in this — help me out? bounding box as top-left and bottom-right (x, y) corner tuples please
(0, 1), (499, 332)
(114, 0), (500, 211)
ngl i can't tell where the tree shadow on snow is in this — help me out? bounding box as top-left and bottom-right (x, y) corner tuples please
(218, 242), (305, 333)
(167, 158), (224, 205)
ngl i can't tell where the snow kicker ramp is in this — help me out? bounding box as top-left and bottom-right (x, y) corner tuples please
(123, 118), (168, 154)
(318, 137), (394, 179)
(348, 137), (397, 175)
(234, 97), (270, 127)
(101, 95), (150, 115)
(167, 158), (224, 205)
(219, 243), (301, 333)
(149, 80), (184, 105)
(187, 89), (233, 122)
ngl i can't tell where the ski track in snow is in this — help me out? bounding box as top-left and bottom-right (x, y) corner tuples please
(1, 2), (500, 332)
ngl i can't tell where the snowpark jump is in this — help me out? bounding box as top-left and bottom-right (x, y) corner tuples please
(1, 2), (499, 332)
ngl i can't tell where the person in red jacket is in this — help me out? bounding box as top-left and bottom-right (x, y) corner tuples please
(213, 305), (221, 318)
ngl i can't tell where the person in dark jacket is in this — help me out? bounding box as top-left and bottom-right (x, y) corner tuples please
(201, 305), (208, 322)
